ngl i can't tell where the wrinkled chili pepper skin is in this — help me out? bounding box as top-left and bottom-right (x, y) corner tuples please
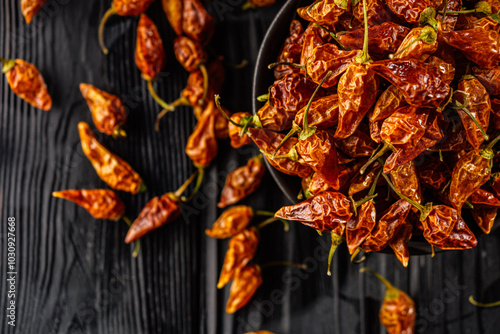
(338, 22), (410, 60)
(297, 0), (345, 28)
(174, 36), (208, 72)
(371, 85), (407, 123)
(218, 228), (259, 289)
(352, 0), (392, 27)
(274, 20), (304, 80)
(362, 200), (411, 252)
(206, 205), (254, 238)
(218, 156), (266, 208)
(348, 161), (382, 196)
(80, 83), (127, 136)
(294, 94), (339, 130)
(52, 189), (125, 221)
(456, 77), (491, 152)
(389, 222), (412, 267)
(162, 0), (183, 35)
(468, 189), (500, 208)
(296, 130), (339, 190)
(394, 27), (438, 62)
(379, 287), (416, 334)
(300, 24), (328, 67)
(443, 28), (500, 69)
(390, 161), (421, 209)
(380, 106), (429, 146)
(4, 59), (52, 110)
(182, 0), (215, 44)
(229, 112), (252, 148)
(248, 128), (312, 179)
(185, 101), (218, 168)
(226, 264), (263, 314)
(422, 205), (477, 249)
(427, 56), (455, 85)
(269, 74), (318, 117)
(113, 0), (155, 16)
(418, 157), (450, 190)
(257, 101), (292, 132)
(125, 193), (181, 243)
(182, 59), (225, 108)
(385, 0), (431, 23)
(334, 63), (379, 139)
(472, 207), (497, 234)
(449, 150), (491, 212)
(78, 122), (144, 194)
(369, 59), (450, 108)
(472, 66), (500, 96)
(135, 14), (166, 81)
(436, 0), (461, 31)
(336, 124), (377, 158)
(21, 0), (47, 24)
(346, 200), (376, 254)
(275, 191), (352, 234)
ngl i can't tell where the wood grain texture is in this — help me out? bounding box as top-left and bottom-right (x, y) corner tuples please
(1, 0), (500, 333)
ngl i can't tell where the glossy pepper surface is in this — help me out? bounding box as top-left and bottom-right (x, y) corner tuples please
(52, 189), (125, 220)
(135, 14), (166, 81)
(226, 264), (263, 314)
(206, 206), (254, 239)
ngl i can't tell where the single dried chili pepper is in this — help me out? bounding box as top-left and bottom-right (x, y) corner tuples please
(369, 59), (450, 108)
(218, 156), (266, 208)
(269, 73), (319, 117)
(380, 106), (430, 146)
(274, 20), (304, 80)
(348, 161), (382, 196)
(125, 170), (202, 243)
(297, 0), (345, 28)
(392, 26), (438, 61)
(206, 205), (254, 238)
(300, 23), (329, 67)
(360, 268), (416, 334)
(371, 85), (407, 123)
(52, 189), (125, 220)
(228, 112), (252, 148)
(472, 207), (497, 234)
(78, 122), (145, 194)
(162, 0), (183, 35)
(226, 264), (263, 314)
(472, 66), (500, 95)
(389, 161), (422, 211)
(182, 0), (215, 44)
(385, 0), (431, 23)
(80, 83), (127, 138)
(185, 101), (218, 168)
(389, 222), (413, 267)
(98, 0), (155, 54)
(21, 0), (47, 24)
(293, 94), (339, 130)
(218, 227), (260, 289)
(468, 189), (500, 207)
(1, 57), (52, 110)
(257, 101), (292, 132)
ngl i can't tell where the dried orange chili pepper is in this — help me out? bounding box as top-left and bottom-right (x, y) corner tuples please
(185, 101), (218, 168)
(218, 156), (266, 208)
(182, 0), (215, 44)
(206, 205), (254, 239)
(1, 57), (52, 110)
(80, 83), (127, 138)
(52, 189), (125, 221)
(21, 0), (47, 24)
(472, 207), (497, 234)
(78, 122), (145, 194)
(274, 20), (304, 80)
(226, 264), (263, 314)
(218, 227), (260, 289)
(162, 0), (183, 35)
(361, 268), (416, 334)
(98, 0), (155, 54)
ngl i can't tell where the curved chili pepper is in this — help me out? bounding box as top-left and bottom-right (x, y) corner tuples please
(389, 222), (413, 267)
(274, 20), (304, 80)
(206, 205), (254, 238)
(80, 83), (127, 138)
(257, 101), (293, 132)
(297, 0), (345, 28)
(348, 161), (382, 196)
(338, 22), (410, 60)
(1, 58), (52, 110)
(136, 14), (166, 81)
(185, 101), (218, 168)
(98, 0), (155, 54)
(468, 189), (500, 208)
(78, 122), (145, 194)
(218, 156), (266, 208)
(346, 200), (376, 254)
(393, 26), (438, 61)
(162, 0), (183, 35)
(218, 227), (260, 289)
(472, 207), (497, 234)
(174, 36), (208, 73)
(52, 189), (125, 220)
(182, 0), (215, 44)
(361, 268), (416, 334)
(275, 191), (352, 234)
(385, 0), (431, 23)
(226, 264), (263, 314)
(300, 24), (328, 67)
(390, 161), (421, 213)
(472, 66), (500, 95)
(21, 0), (47, 24)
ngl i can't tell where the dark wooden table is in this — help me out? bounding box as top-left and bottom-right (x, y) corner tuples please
(1, 0), (500, 333)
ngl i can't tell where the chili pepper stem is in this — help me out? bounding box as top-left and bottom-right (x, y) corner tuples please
(147, 80), (174, 112)
(0, 57), (15, 73)
(299, 71), (332, 140)
(239, 117), (254, 137)
(469, 295), (500, 307)
(313, 24), (350, 51)
(180, 167), (205, 202)
(197, 64), (209, 106)
(214, 95), (242, 127)
(112, 126), (127, 138)
(368, 168), (383, 197)
(222, 58), (248, 70)
(465, 201), (474, 209)
(419, 8), (438, 31)
(273, 123), (301, 155)
(122, 216), (140, 258)
(454, 100), (489, 141)
(242, 1), (254, 10)
(154, 97), (190, 132)
(267, 61), (305, 72)
(360, 141), (394, 175)
(350, 248), (366, 263)
(486, 134), (500, 150)
(98, 7), (116, 55)
(440, 0), (449, 22)
(389, 27), (437, 59)
(255, 210), (276, 217)
(360, 267), (400, 300)
(355, 0), (372, 64)
(257, 217), (290, 232)
(173, 169), (199, 199)
(327, 233), (345, 276)
(261, 261), (307, 270)
(257, 93), (269, 102)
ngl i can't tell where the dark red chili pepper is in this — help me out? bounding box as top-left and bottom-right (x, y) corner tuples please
(274, 20), (305, 80)
(380, 106), (430, 147)
(182, 0), (215, 45)
(418, 156), (450, 190)
(472, 66), (500, 96)
(336, 124), (377, 158)
(472, 207), (497, 234)
(371, 85), (407, 123)
(427, 56), (455, 85)
(346, 200), (376, 254)
(384, 0), (431, 23)
(293, 94), (339, 130)
(135, 14), (166, 81)
(297, 0), (346, 28)
(225, 264), (263, 314)
(352, 0), (393, 27)
(257, 101), (293, 132)
(468, 189), (500, 208)
(389, 222), (413, 267)
(348, 161), (382, 196)
(269, 73), (319, 118)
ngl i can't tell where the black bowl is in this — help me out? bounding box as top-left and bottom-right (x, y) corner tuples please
(251, 0), (495, 255)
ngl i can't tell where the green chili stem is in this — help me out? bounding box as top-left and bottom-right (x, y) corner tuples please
(368, 168), (383, 197)
(441, 179), (451, 193)
(457, 105), (489, 141)
(360, 0), (370, 61)
(113, 126), (127, 138)
(240, 117), (254, 137)
(353, 194), (378, 211)
(257, 217), (290, 231)
(147, 80), (173, 111)
(327, 233), (345, 276)
(360, 141), (394, 175)
(198, 64), (209, 106)
(486, 134), (500, 150)
(274, 123), (301, 155)
(351, 248), (366, 263)
(214, 95), (242, 127)
(469, 295), (500, 308)
(154, 96), (190, 132)
(255, 210), (276, 217)
(390, 34), (427, 59)
(438, 9), (478, 14)
(122, 216), (140, 258)
(441, 0), (449, 22)
(173, 169), (199, 199)
(98, 7), (116, 55)
(299, 71), (332, 140)
(439, 149), (444, 162)
(313, 24), (350, 51)
(261, 261), (308, 270)
(0, 57), (8, 65)
(257, 93), (269, 102)
(181, 167), (205, 202)
(360, 267), (395, 290)
(464, 201), (474, 209)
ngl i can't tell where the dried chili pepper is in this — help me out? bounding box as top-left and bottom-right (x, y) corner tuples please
(346, 199), (376, 254)
(385, 0), (431, 23)
(468, 189), (500, 207)
(269, 73), (319, 117)
(352, 0), (392, 27)
(182, 0), (215, 44)
(274, 20), (304, 80)
(21, 0), (47, 24)
(389, 222), (413, 267)
(256, 101), (292, 132)
(125, 170), (202, 243)
(227, 112), (252, 148)
(472, 207), (497, 234)
(300, 23), (329, 67)
(162, 0), (183, 35)
(472, 66), (500, 96)
(427, 56), (455, 85)
(52, 189), (125, 221)
(185, 101), (218, 168)
(361, 268), (416, 334)
(226, 264), (263, 314)
(80, 83), (127, 138)
(78, 122), (145, 194)
(218, 156), (266, 208)
(206, 205), (254, 239)
(297, 0), (345, 28)
(371, 85), (407, 123)
(418, 156), (450, 190)
(98, 0), (155, 54)
(1, 57), (52, 110)
(293, 94), (339, 130)
(218, 227), (260, 289)
(336, 124), (377, 158)
(392, 26), (438, 61)
(389, 161), (422, 210)
(380, 106), (430, 147)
